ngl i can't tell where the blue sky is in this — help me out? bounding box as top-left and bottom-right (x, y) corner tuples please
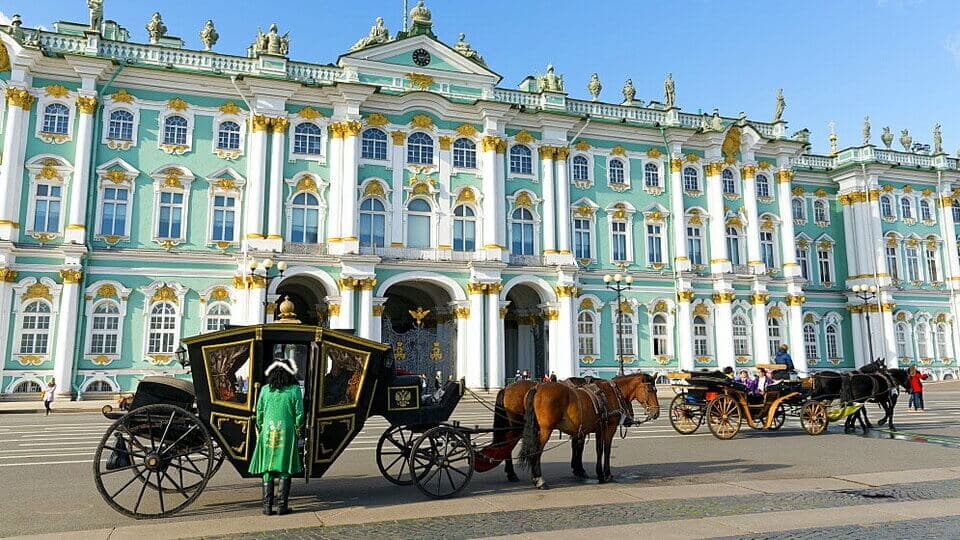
(3, 0), (959, 155)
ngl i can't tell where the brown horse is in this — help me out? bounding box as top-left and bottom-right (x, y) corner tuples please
(519, 373), (660, 489)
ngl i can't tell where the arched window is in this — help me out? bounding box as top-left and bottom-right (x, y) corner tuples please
(406, 198), (432, 248)
(732, 314), (750, 356)
(19, 300), (52, 355)
(917, 322), (932, 358)
(577, 311), (597, 357)
(32, 182), (62, 233)
(726, 227), (742, 266)
(901, 197), (913, 220)
(452, 204), (476, 252)
(683, 167), (700, 192)
(953, 199), (960, 222)
(147, 302), (178, 355)
(359, 197), (386, 247)
(163, 115), (188, 145)
(895, 322), (910, 358)
(767, 318), (783, 357)
(407, 132), (434, 164)
(687, 223), (704, 266)
(573, 216), (592, 260)
(825, 324), (840, 359)
(205, 302), (231, 332)
(920, 199), (933, 222)
(813, 200), (828, 223)
(89, 302), (120, 355)
(693, 315), (709, 356)
(803, 323), (819, 360)
(617, 313), (636, 356)
(293, 123), (323, 155)
(644, 163), (660, 188)
(86, 380), (113, 392)
(936, 323), (950, 358)
(881, 195), (894, 218)
(107, 110), (134, 141)
(509, 145), (532, 175)
(756, 174), (771, 198)
(217, 121), (241, 150)
(361, 128), (388, 160)
(792, 197), (806, 221)
(13, 380), (42, 394)
(760, 230), (776, 268)
(722, 169), (736, 194)
(511, 207), (535, 256)
(452, 138), (477, 168)
(572, 155), (590, 181)
(652, 313), (668, 356)
(608, 159), (625, 185)
(290, 192), (320, 243)
(42, 103), (70, 134)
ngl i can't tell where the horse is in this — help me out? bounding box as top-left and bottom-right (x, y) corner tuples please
(811, 359), (908, 433)
(518, 373), (660, 489)
(874, 367), (911, 431)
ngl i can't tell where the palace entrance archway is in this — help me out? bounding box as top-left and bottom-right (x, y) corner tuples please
(272, 274), (331, 327)
(381, 281), (457, 381)
(504, 284), (549, 381)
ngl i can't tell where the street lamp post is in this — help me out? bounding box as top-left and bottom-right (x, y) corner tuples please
(249, 257), (288, 319)
(604, 272), (633, 376)
(851, 284), (878, 363)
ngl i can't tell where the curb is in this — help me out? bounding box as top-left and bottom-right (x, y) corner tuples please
(0, 407), (107, 415)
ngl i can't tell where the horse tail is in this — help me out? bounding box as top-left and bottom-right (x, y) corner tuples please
(519, 386), (540, 470)
(492, 388), (508, 445)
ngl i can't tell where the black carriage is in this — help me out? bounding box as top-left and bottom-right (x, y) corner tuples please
(667, 366), (829, 439)
(93, 316), (473, 519)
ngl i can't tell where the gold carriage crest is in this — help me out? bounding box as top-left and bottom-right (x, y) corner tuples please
(388, 386), (419, 411)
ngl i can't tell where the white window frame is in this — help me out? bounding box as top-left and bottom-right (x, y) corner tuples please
(605, 202), (636, 264)
(647, 301), (675, 359)
(824, 323), (841, 360)
(102, 95), (141, 150)
(935, 322), (952, 360)
(900, 196), (914, 221)
(756, 173), (772, 200)
(803, 322), (820, 360)
(692, 307), (713, 358)
(149, 166), (196, 247)
(141, 282), (187, 365)
(94, 158), (139, 244)
(721, 168), (739, 197)
(404, 196), (435, 249)
(792, 196), (806, 223)
(920, 198), (935, 223)
(796, 238), (812, 281)
(11, 278), (62, 365)
(614, 309), (638, 359)
(606, 156), (631, 190)
(577, 310), (600, 360)
(905, 242), (922, 282)
(571, 153), (593, 187)
(642, 160), (662, 193)
(82, 280), (131, 365)
(682, 165), (702, 195)
(360, 127), (390, 163)
(205, 168), (246, 247)
(895, 321), (911, 359)
(284, 173), (329, 245)
(916, 319), (932, 359)
(767, 316), (784, 357)
(35, 91), (75, 144)
(508, 144), (535, 178)
(451, 137), (478, 170)
(289, 119), (329, 163)
(645, 221), (665, 266)
(880, 195), (895, 219)
(211, 107), (248, 160)
(726, 226), (745, 266)
(25, 155), (73, 241)
(816, 240), (835, 285)
(925, 241), (941, 283)
(686, 220), (705, 267)
(732, 312), (752, 358)
(203, 301), (233, 333)
(813, 198), (829, 225)
(157, 107), (195, 155)
(760, 229), (778, 269)
(358, 195), (390, 249)
(452, 203), (478, 252)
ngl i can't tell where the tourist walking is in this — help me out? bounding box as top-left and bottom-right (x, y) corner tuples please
(907, 366), (928, 412)
(42, 379), (56, 415)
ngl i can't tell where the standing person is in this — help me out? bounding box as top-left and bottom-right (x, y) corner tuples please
(907, 366), (929, 412)
(722, 367), (734, 379)
(248, 357), (304, 516)
(774, 344), (795, 371)
(42, 379), (56, 416)
(549, 371), (558, 382)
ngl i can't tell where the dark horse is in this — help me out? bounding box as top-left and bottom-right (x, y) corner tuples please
(518, 373), (659, 489)
(812, 359), (910, 432)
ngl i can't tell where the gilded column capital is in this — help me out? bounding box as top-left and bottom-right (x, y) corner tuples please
(328, 303), (342, 316)
(740, 165), (757, 179)
(341, 120), (363, 137)
(357, 277), (378, 291)
(271, 117), (289, 134)
(868, 189), (881, 202)
(338, 277), (360, 290)
(454, 307), (471, 319)
(249, 274), (267, 289)
(554, 147), (569, 161)
(939, 195), (954, 208)
(712, 292), (736, 304)
(59, 269), (84, 285)
(438, 135), (452, 150)
(76, 96), (98, 115)
(250, 115), (272, 133)
(372, 304), (385, 317)
(538, 146), (556, 160)
(467, 282), (485, 295)
(481, 135), (503, 152)
(749, 293), (770, 305)
(543, 308), (560, 321)
(776, 170), (794, 184)
(785, 294), (806, 306)
(487, 283), (504, 294)
(670, 158), (683, 173)
(6, 88), (34, 110)
(676, 290), (694, 303)
(0, 268), (18, 282)
(554, 285), (579, 298)
(391, 130), (407, 145)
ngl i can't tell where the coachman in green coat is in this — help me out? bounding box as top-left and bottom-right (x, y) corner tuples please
(248, 356), (304, 515)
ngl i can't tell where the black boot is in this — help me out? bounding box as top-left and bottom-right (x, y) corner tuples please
(262, 479), (275, 516)
(277, 477), (291, 515)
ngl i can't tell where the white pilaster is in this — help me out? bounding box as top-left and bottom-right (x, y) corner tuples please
(850, 310), (865, 368)
(669, 155), (690, 271)
(555, 149), (572, 260)
(741, 164), (763, 273)
(713, 291), (735, 370)
(65, 95), (97, 244)
(555, 292), (576, 379)
(879, 292), (897, 366)
(390, 131), (405, 248)
(453, 302), (470, 382)
(438, 137), (453, 250)
(776, 168), (799, 277)
(0, 87), (32, 240)
(340, 121), (362, 254)
(939, 194), (960, 285)
(466, 286), (485, 388)
(751, 293), (770, 365)
(244, 116), (269, 246)
(841, 202), (859, 279)
(480, 135), (505, 260)
(785, 291), (808, 373)
(0, 273), (14, 388)
(540, 148), (557, 257)
(370, 297), (385, 342)
(485, 287), (504, 389)
(264, 117), (287, 251)
(676, 292), (694, 370)
(53, 269), (83, 398)
(357, 278), (375, 339)
(335, 278), (356, 330)
(705, 161), (730, 273)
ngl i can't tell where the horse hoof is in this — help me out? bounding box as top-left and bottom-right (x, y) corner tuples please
(573, 470), (588, 480)
(507, 474), (519, 483)
(533, 478), (547, 490)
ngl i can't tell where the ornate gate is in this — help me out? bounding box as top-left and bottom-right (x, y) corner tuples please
(381, 306), (457, 380)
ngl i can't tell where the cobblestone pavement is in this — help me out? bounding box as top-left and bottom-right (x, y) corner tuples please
(718, 515), (960, 539)
(207, 479), (960, 539)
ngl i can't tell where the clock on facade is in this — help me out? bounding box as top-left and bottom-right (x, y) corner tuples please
(412, 48), (431, 67)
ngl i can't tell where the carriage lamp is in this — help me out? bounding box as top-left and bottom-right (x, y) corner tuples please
(604, 273), (634, 375)
(175, 343), (189, 368)
(850, 284), (879, 362)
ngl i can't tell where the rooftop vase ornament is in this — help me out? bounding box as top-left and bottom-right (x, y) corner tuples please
(199, 20), (219, 51)
(933, 123), (943, 154)
(621, 78), (636, 106)
(349, 17), (390, 51)
(587, 73), (602, 101)
(881, 126), (893, 149)
(664, 73), (675, 108)
(900, 129), (912, 152)
(453, 32), (485, 65)
(87, 0), (103, 31)
(773, 88), (786, 123)
(145, 12), (167, 44)
(862, 116), (871, 145)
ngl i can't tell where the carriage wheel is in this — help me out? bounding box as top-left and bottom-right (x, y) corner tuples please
(801, 401), (828, 436)
(669, 394), (702, 435)
(409, 426), (474, 499)
(93, 404), (216, 519)
(377, 426), (416, 486)
(706, 396), (742, 440)
(769, 404), (786, 431)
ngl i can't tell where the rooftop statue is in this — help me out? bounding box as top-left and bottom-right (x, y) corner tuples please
(881, 126), (893, 149)
(587, 73), (602, 101)
(252, 23), (290, 57)
(621, 79), (636, 106)
(737, 111), (747, 127)
(537, 64), (564, 93)
(862, 116), (870, 145)
(411, 1), (432, 24)
(664, 73), (675, 109)
(199, 20), (219, 51)
(773, 88), (785, 123)
(792, 128), (811, 144)
(87, 0), (103, 31)
(454, 33), (485, 65)
(899, 129), (912, 152)
(933, 123), (943, 154)
(8, 14), (23, 41)
(349, 17), (390, 52)
(710, 108), (723, 132)
(145, 12), (167, 44)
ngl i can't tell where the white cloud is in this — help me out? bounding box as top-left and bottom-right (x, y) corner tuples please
(0, 11), (11, 26)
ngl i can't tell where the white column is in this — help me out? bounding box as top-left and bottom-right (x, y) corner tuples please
(370, 298), (385, 342)
(556, 292), (576, 379)
(390, 131), (405, 247)
(453, 302), (470, 382)
(494, 144), (507, 251)
(0, 272), (15, 388)
(480, 136), (505, 259)
(546, 304), (562, 377)
(841, 201), (859, 279)
(357, 278), (375, 339)
(705, 162), (729, 274)
(327, 127), (344, 246)
(64, 95), (97, 244)
(539, 147), (557, 257)
(340, 121), (362, 254)
(244, 116), (270, 246)
(437, 137), (453, 251)
(879, 293), (897, 366)
(676, 292), (694, 370)
(751, 294), (770, 365)
(669, 156), (689, 271)
(485, 285), (504, 389)
(53, 270), (83, 399)
(866, 191), (888, 280)
(248, 279), (267, 324)
(939, 194), (960, 284)
(334, 278), (356, 330)
(555, 149), (572, 259)
(850, 309), (865, 368)
(714, 292), (735, 370)
(776, 170), (799, 277)
(741, 165), (763, 273)
(466, 285), (485, 388)
(786, 293), (808, 373)
(265, 117), (287, 250)
(0, 88), (32, 240)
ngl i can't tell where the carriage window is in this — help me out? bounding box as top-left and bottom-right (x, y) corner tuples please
(320, 343), (369, 408)
(203, 340), (254, 409)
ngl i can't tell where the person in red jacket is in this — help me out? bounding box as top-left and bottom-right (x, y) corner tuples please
(907, 365), (929, 412)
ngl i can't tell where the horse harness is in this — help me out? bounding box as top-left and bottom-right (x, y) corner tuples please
(573, 379), (639, 438)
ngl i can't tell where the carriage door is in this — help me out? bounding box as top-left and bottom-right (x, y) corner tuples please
(202, 339), (257, 468)
(306, 340), (371, 478)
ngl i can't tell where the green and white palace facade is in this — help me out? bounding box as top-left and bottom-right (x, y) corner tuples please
(1, 2), (958, 400)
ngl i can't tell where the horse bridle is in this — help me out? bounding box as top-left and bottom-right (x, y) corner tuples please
(610, 377), (655, 428)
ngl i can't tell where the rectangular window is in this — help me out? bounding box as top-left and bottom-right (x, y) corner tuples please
(453, 218), (475, 252)
(157, 192), (184, 239)
(817, 249), (832, 284)
(886, 246), (899, 280)
(573, 218), (591, 260)
(212, 195), (236, 242)
(797, 248), (810, 280)
(100, 187), (128, 237)
(646, 224), (662, 264)
(926, 248), (939, 282)
(687, 226), (703, 266)
(33, 183), (62, 233)
(611, 221), (628, 262)
(760, 231), (775, 268)
(906, 247), (920, 281)
(726, 230), (741, 266)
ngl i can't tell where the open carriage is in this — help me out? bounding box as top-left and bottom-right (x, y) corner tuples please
(93, 316), (473, 519)
(667, 366), (829, 439)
